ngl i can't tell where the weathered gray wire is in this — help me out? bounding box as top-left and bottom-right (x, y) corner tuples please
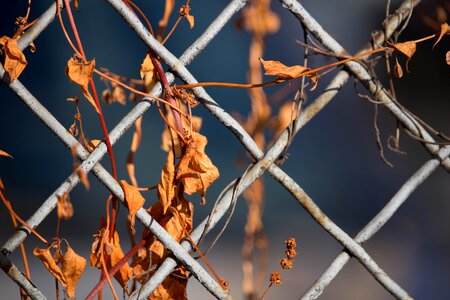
(1, 0), (248, 298)
(280, 0), (450, 172)
(0, 252), (46, 300)
(106, 0), (413, 298)
(302, 144), (450, 300)
(0, 0), (440, 298)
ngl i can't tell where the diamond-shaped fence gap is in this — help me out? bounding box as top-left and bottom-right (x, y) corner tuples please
(1, 0), (448, 299)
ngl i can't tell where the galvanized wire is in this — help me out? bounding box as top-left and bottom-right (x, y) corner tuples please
(1, 0), (445, 299)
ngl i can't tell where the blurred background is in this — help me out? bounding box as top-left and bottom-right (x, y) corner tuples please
(0, 0), (449, 299)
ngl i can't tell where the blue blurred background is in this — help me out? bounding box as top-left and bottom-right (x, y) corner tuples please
(1, 0), (449, 299)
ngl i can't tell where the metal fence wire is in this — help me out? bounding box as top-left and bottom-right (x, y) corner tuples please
(1, 0), (448, 299)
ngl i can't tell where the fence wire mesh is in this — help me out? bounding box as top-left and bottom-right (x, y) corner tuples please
(1, 0), (448, 299)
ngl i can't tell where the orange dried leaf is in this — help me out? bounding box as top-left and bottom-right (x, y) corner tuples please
(149, 274), (188, 300)
(433, 23), (450, 48)
(390, 41), (417, 71)
(76, 167), (90, 191)
(65, 57), (99, 113)
(120, 180), (146, 232)
(180, 5), (194, 29)
(61, 246), (86, 298)
(65, 57), (95, 87)
(240, 3), (280, 35)
(57, 193), (74, 220)
(273, 101), (299, 137)
(259, 58), (318, 89)
(109, 230), (132, 286)
(0, 149), (12, 159)
(140, 53), (158, 92)
(80, 84), (100, 113)
(88, 139), (102, 151)
(157, 150), (176, 214)
(0, 36), (27, 81)
(176, 132), (219, 204)
(33, 248), (68, 288)
(111, 85), (126, 105)
(126, 117), (142, 187)
(394, 58), (403, 78)
(159, 0), (175, 28)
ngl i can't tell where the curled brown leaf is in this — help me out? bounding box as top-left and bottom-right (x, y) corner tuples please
(120, 180), (146, 232)
(433, 22), (450, 48)
(61, 246), (86, 298)
(176, 132), (219, 205)
(0, 36), (27, 81)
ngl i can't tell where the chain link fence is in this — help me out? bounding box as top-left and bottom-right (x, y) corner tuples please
(1, 0), (448, 299)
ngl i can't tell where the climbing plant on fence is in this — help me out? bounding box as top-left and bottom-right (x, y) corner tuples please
(0, 0), (449, 299)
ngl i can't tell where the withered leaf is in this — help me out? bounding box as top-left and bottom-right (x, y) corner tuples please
(239, 2), (280, 36)
(69, 123), (79, 137)
(65, 57), (95, 87)
(76, 167), (90, 191)
(88, 139), (102, 151)
(433, 23), (450, 48)
(149, 274), (188, 300)
(120, 180), (146, 231)
(109, 230), (132, 286)
(57, 193), (74, 220)
(160, 108), (202, 155)
(145, 198), (193, 264)
(111, 85), (126, 105)
(176, 132), (219, 205)
(0, 36), (27, 81)
(259, 58), (318, 90)
(273, 101), (299, 137)
(180, 5), (195, 29)
(65, 57), (99, 113)
(159, 0), (175, 29)
(157, 150), (176, 214)
(391, 41), (417, 58)
(33, 248), (68, 288)
(61, 246), (86, 299)
(0, 149), (12, 159)
(140, 53), (158, 92)
(394, 58), (403, 78)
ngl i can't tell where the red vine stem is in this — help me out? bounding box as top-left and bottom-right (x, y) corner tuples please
(62, 0), (119, 238)
(150, 54), (185, 142)
(86, 236), (148, 300)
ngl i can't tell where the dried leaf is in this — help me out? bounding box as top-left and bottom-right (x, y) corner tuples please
(145, 198), (193, 264)
(0, 36), (27, 81)
(57, 193), (74, 220)
(69, 123), (79, 137)
(176, 132), (219, 204)
(140, 53), (158, 92)
(446, 50), (450, 66)
(76, 167), (90, 191)
(109, 230), (132, 286)
(394, 58), (403, 78)
(149, 274), (188, 300)
(259, 58), (318, 89)
(159, 0), (175, 29)
(157, 150), (176, 214)
(180, 5), (195, 29)
(433, 23), (450, 48)
(102, 88), (111, 104)
(391, 41), (417, 58)
(161, 109), (202, 155)
(0, 149), (12, 159)
(65, 57), (95, 87)
(273, 101), (299, 137)
(33, 248), (68, 288)
(126, 117), (142, 187)
(90, 218), (107, 269)
(239, 1), (280, 36)
(65, 57), (99, 113)
(61, 247), (86, 298)
(120, 180), (146, 232)
(111, 85), (126, 105)
(88, 139), (102, 151)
